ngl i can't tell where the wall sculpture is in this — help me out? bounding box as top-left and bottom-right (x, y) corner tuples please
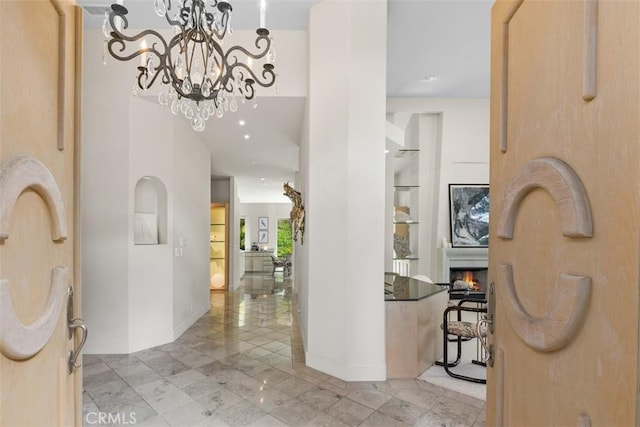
(283, 182), (305, 244)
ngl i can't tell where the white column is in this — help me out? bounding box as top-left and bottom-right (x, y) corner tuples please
(418, 114), (442, 278)
(305, 0), (387, 381)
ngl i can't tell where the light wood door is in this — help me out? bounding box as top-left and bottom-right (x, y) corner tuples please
(487, 1), (640, 424)
(0, 0), (83, 425)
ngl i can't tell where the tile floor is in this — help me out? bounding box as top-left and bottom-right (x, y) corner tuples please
(83, 273), (486, 426)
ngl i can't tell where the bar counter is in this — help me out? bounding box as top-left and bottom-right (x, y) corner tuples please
(384, 273), (448, 378)
(384, 273), (448, 301)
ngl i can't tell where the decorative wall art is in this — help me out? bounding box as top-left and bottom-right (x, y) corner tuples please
(258, 216), (269, 230)
(258, 230), (269, 243)
(283, 182), (305, 244)
(449, 184), (489, 247)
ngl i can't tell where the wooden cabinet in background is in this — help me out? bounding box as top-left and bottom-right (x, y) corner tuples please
(244, 251), (274, 273)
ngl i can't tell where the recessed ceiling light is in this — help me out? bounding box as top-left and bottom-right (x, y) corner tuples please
(421, 75), (437, 82)
(244, 134), (250, 140)
(238, 120), (246, 126)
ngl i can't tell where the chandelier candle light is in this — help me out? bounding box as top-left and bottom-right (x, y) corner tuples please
(104, 0), (276, 131)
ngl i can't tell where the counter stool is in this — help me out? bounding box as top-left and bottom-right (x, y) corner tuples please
(436, 298), (488, 384)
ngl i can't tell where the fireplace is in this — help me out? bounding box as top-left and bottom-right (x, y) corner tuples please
(449, 267), (489, 293)
(437, 247), (488, 298)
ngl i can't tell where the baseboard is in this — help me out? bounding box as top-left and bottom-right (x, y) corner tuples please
(344, 364), (387, 382)
(128, 333), (174, 354)
(305, 351), (387, 382)
(173, 301), (210, 339)
(306, 351), (347, 379)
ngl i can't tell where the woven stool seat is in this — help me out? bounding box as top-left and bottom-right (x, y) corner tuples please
(443, 321), (486, 339)
(436, 298), (488, 384)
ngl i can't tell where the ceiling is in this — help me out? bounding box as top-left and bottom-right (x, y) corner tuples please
(79, 0), (492, 203)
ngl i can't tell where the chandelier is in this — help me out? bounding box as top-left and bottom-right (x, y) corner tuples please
(104, 0), (276, 132)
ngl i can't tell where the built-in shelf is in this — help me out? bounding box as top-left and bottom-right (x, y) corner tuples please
(392, 147), (420, 276)
(393, 185), (419, 191)
(395, 148), (420, 158)
(210, 204), (228, 290)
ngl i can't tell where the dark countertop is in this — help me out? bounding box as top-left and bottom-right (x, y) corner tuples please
(384, 273), (448, 301)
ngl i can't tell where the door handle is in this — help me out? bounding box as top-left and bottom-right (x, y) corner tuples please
(477, 317), (493, 367)
(67, 286), (88, 374)
(477, 282), (495, 367)
(488, 281), (495, 334)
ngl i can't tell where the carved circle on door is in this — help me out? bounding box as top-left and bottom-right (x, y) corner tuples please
(497, 157), (592, 352)
(0, 156), (68, 360)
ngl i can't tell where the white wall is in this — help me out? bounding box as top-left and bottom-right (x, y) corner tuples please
(172, 117), (211, 339)
(82, 29), (211, 354)
(211, 178), (231, 203)
(129, 99), (174, 351)
(295, 109), (310, 350)
(238, 203), (292, 254)
(82, 28), (133, 354)
(301, 0), (387, 381)
(387, 98), (489, 279)
(229, 178), (242, 289)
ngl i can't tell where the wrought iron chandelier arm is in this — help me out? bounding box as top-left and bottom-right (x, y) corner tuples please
(224, 34), (271, 62)
(137, 66), (165, 90)
(240, 80), (255, 99)
(206, 0), (232, 39)
(106, 4), (169, 65)
(253, 31), (272, 58)
(162, 0), (183, 27)
(108, 4), (130, 35)
(218, 28), (275, 99)
(208, 25), (226, 41)
(212, 10), (230, 39)
(107, 32), (167, 63)
(164, 14), (183, 27)
(220, 72), (253, 99)
(229, 62), (276, 90)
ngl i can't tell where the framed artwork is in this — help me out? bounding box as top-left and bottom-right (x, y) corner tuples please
(239, 218), (246, 250)
(449, 184), (489, 247)
(258, 216), (269, 230)
(258, 230), (269, 243)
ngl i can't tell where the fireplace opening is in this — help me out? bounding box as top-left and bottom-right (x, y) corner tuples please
(449, 268), (488, 298)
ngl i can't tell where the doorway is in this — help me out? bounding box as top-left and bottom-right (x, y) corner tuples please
(210, 203), (229, 290)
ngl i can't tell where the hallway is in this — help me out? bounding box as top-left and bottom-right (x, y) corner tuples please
(82, 274), (486, 426)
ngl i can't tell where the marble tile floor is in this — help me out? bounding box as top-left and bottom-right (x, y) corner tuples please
(83, 273), (486, 426)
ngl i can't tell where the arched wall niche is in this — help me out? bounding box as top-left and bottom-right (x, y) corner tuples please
(134, 176), (168, 245)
